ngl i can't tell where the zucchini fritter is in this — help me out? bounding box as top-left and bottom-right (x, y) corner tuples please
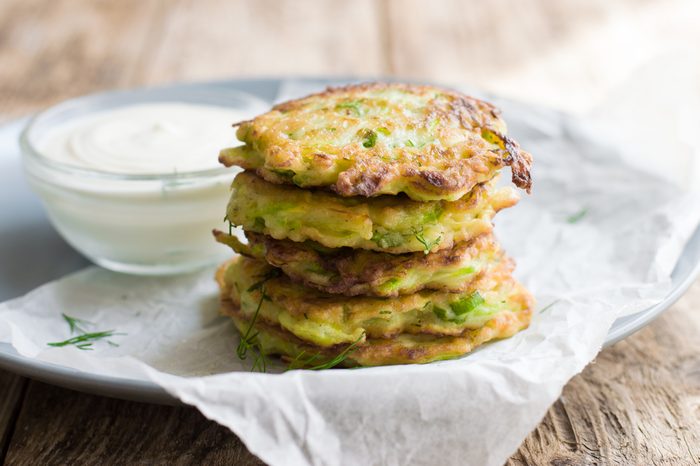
(218, 256), (532, 349)
(214, 230), (503, 297)
(220, 83), (532, 201)
(217, 257), (532, 366)
(225, 171), (518, 254)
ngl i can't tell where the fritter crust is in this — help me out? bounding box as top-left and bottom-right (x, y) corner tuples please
(216, 257), (533, 367)
(214, 230), (503, 297)
(217, 256), (533, 349)
(219, 83), (532, 201)
(225, 171), (519, 254)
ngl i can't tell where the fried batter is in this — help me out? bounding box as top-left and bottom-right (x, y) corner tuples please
(217, 256), (532, 349)
(225, 171), (518, 254)
(217, 257), (533, 366)
(219, 83), (532, 201)
(214, 230), (503, 297)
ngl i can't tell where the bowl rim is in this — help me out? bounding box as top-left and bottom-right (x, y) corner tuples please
(19, 84), (268, 182)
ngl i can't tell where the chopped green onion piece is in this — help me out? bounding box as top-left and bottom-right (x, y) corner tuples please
(362, 129), (377, 148)
(450, 292), (485, 316)
(376, 126), (391, 136)
(336, 100), (362, 116)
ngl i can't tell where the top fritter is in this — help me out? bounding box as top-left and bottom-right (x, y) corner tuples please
(219, 83), (532, 201)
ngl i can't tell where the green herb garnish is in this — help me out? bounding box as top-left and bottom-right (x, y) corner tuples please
(413, 227), (441, 254)
(481, 128), (504, 148)
(61, 313), (92, 334)
(336, 100), (362, 116)
(432, 306), (449, 321)
(247, 269), (281, 292)
(376, 126), (391, 136)
(432, 292), (485, 323)
(287, 333), (365, 370)
(538, 300), (560, 314)
(450, 292), (485, 316)
(362, 129), (377, 148)
(48, 314), (124, 350)
(253, 216), (266, 230)
(236, 289), (266, 362)
(371, 231), (404, 249)
(237, 270), (283, 372)
(48, 330), (124, 351)
(251, 345), (267, 373)
(270, 168), (296, 180)
(224, 214), (234, 235)
(566, 208), (588, 224)
(287, 350), (321, 370)
(406, 139), (416, 147)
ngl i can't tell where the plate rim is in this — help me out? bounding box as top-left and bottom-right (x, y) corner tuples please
(1, 77), (698, 405)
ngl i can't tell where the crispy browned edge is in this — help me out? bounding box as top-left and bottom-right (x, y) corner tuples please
(214, 258), (533, 367)
(227, 82), (532, 194)
(248, 232), (500, 297)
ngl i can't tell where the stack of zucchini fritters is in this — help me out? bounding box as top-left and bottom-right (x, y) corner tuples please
(214, 83), (534, 368)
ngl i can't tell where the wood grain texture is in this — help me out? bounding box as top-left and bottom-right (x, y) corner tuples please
(0, 0), (385, 121)
(0, 0), (699, 464)
(3, 381), (264, 466)
(138, 0), (385, 84)
(0, 370), (27, 464)
(0, 0), (166, 121)
(508, 280), (700, 465)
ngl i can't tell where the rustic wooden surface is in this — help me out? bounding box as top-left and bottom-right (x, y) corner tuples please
(1, 0), (699, 464)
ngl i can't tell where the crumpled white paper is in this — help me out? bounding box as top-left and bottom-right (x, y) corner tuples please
(1, 77), (700, 466)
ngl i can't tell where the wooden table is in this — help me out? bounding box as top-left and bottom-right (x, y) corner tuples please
(1, 1), (699, 464)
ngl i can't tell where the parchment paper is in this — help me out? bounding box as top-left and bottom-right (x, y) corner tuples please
(1, 76), (699, 466)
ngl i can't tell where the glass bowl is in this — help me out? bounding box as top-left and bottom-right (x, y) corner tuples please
(20, 84), (268, 275)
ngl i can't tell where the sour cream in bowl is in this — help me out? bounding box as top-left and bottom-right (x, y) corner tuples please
(20, 85), (268, 275)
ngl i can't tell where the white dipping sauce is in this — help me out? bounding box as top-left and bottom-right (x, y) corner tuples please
(25, 100), (259, 275)
(39, 103), (243, 174)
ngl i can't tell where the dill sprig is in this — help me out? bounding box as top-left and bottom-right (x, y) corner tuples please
(236, 290), (266, 361)
(47, 330), (125, 351)
(48, 313), (124, 350)
(247, 269), (280, 293)
(61, 313), (93, 334)
(236, 270), (282, 372)
(251, 347), (267, 373)
(566, 208), (588, 224)
(413, 227), (441, 254)
(287, 350), (321, 370)
(538, 300), (561, 314)
(224, 214), (234, 235)
(287, 333), (365, 371)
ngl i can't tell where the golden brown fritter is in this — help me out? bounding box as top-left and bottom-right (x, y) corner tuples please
(214, 230), (504, 297)
(225, 171), (519, 254)
(219, 83), (532, 201)
(217, 256), (532, 346)
(216, 257), (533, 367)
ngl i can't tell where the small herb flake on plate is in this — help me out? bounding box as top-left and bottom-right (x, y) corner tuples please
(538, 300), (561, 314)
(48, 313), (125, 350)
(566, 208), (588, 224)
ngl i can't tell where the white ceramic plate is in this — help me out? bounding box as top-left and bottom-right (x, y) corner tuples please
(1, 79), (699, 405)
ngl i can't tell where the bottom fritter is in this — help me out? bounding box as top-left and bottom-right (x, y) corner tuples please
(216, 256), (533, 367)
